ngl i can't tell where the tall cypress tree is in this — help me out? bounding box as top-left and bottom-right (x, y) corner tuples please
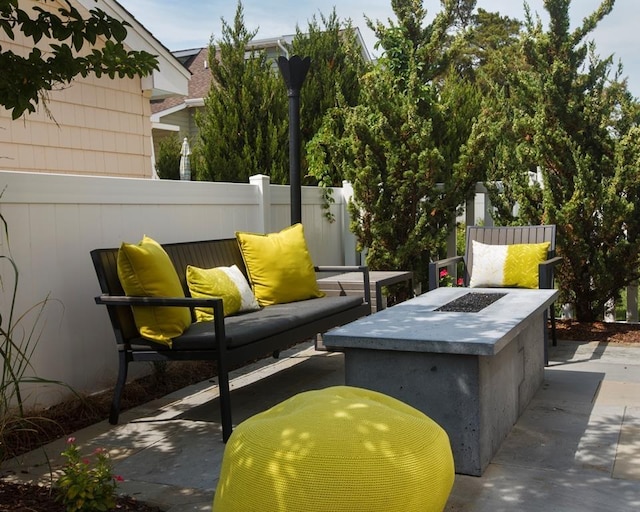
(308, 0), (483, 288)
(290, 9), (368, 184)
(463, 0), (640, 320)
(194, 3), (367, 185)
(194, 2), (288, 183)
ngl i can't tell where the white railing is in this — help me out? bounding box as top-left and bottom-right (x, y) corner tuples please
(0, 171), (355, 409)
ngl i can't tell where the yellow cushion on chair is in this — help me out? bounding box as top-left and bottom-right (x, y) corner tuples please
(235, 223), (324, 306)
(212, 386), (455, 512)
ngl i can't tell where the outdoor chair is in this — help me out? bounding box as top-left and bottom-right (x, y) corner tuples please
(428, 225), (562, 361)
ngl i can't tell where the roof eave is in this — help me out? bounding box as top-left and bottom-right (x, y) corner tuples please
(75, 0), (190, 99)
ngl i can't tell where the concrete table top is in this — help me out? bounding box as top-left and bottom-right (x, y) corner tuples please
(324, 287), (559, 356)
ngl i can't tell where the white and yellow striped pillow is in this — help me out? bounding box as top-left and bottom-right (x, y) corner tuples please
(469, 241), (550, 289)
(186, 264), (260, 322)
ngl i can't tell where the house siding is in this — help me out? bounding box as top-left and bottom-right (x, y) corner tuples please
(0, 0), (154, 178)
(151, 108), (199, 158)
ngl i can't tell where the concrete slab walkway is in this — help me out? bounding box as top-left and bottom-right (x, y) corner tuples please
(2, 339), (640, 511)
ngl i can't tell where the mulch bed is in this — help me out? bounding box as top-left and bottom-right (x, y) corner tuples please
(555, 319), (640, 344)
(0, 482), (162, 511)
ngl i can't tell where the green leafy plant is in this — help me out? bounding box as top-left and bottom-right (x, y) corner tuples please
(1, 0), (159, 119)
(439, 268), (463, 287)
(439, 268), (454, 287)
(55, 436), (123, 511)
(155, 134), (182, 180)
(0, 187), (66, 459)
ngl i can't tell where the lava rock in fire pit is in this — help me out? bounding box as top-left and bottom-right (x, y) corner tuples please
(435, 292), (507, 313)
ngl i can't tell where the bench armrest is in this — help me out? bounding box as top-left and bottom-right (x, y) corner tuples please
(314, 265), (371, 307)
(428, 256), (464, 291)
(95, 294), (223, 309)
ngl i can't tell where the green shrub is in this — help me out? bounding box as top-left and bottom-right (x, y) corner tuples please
(155, 135), (182, 180)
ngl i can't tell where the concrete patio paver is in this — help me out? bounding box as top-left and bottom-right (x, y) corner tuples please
(2, 338), (639, 511)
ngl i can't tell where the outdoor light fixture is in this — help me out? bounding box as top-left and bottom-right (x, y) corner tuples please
(278, 55), (311, 225)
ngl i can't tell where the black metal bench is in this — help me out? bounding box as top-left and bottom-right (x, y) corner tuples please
(91, 238), (371, 442)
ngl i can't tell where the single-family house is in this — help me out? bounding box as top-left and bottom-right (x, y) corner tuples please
(150, 29), (372, 160)
(0, 0), (190, 178)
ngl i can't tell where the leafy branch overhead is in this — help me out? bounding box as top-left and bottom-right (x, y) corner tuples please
(0, 0), (159, 119)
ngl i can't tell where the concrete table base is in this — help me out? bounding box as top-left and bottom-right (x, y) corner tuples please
(324, 287), (559, 476)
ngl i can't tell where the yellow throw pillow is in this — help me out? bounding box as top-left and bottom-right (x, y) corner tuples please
(117, 235), (191, 347)
(186, 264), (260, 322)
(235, 223), (324, 306)
(469, 241), (551, 289)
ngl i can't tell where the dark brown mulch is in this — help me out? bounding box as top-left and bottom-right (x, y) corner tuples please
(555, 319), (640, 344)
(1, 360), (218, 512)
(0, 481), (162, 511)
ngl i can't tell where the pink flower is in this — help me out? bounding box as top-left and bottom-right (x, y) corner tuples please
(439, 269), (448, 278)
(114, 475), (125, 482)
(93, 447), (106, 455)
(457, 278), (464, 286)
(66, 436), (76, 444)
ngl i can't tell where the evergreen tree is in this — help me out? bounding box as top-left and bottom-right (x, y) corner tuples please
(194, 2), (288, 183)
(451, 8), (522, 88)
(290, 9), (368, 184)
(155, 134), (181, 180)
(308, 0), (483, 288)
(194, 3), (366, 185)
(463, 0), (640, 321)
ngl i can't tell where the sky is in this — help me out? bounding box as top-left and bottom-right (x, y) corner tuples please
(122, 0), (638, 97)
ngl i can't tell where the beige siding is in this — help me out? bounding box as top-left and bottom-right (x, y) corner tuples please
(151, 109), (193, 158)
(0, 0), (154, 178)
(161, 109), (192, 134)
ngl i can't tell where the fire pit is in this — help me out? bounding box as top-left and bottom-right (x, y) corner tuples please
(323, 286), (559, 476)
(435, 292), (506, 313)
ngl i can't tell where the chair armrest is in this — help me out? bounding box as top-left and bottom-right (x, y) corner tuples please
(428, 256), (464, 291)
(539, 256), (563, 289)
(314, 265), (371, 307)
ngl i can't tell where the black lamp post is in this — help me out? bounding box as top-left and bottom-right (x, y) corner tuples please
(278, 55), (311, 225)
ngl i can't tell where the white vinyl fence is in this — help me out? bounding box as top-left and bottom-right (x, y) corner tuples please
(0, 171), (635, 411)
(0, 171), (354, 409)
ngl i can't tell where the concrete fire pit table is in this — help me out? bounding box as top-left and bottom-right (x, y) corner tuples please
(323, 286), (559, 476)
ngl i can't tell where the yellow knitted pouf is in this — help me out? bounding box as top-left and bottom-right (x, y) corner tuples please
(212, 386), (454, 512)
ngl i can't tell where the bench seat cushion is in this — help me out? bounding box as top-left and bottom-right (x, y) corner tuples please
(131, 295), (364, 351)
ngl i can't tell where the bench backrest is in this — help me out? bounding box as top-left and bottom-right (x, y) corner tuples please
(464, 225), (557, 285)
(90, 238), (246, 344)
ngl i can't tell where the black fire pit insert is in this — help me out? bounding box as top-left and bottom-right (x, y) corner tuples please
(435, 292), (507, 313)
